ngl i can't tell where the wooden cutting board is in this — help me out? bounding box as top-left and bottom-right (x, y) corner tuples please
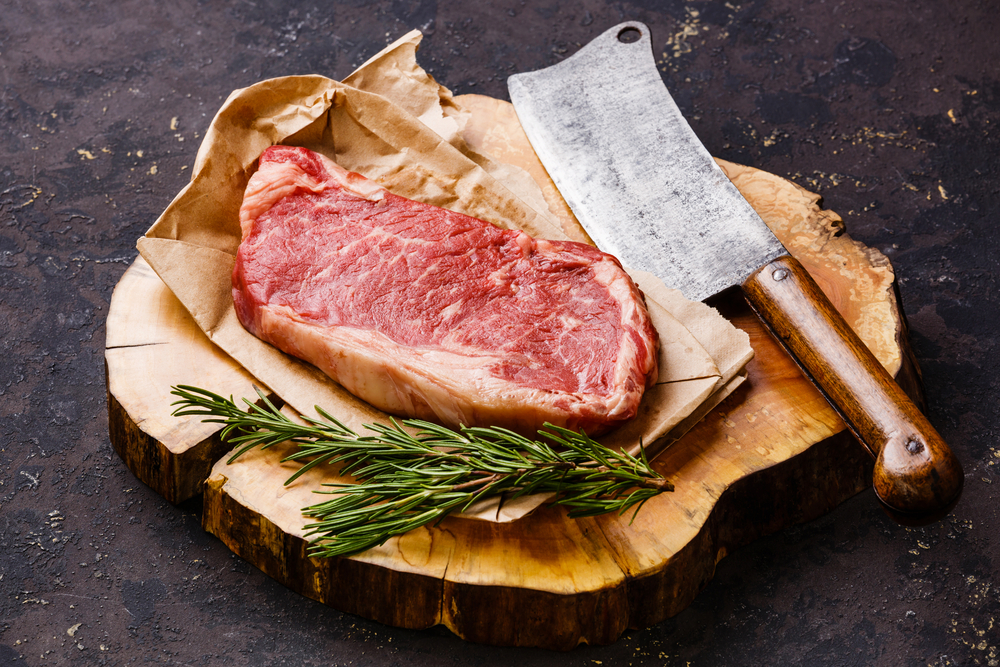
(105, 95), (924, 649)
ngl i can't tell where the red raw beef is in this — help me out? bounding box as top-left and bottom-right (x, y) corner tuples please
(232, 145), (658, 435)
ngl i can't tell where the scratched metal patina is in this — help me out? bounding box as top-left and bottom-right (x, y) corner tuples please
(510, 22), (786, 302)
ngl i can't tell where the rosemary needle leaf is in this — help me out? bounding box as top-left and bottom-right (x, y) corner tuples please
(170, 384), (673, 558)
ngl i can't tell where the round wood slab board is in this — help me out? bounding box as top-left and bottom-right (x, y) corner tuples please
(105, 95), (925, 649)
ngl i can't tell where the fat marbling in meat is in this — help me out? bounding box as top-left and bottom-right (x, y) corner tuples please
(232, 145), (658, 435)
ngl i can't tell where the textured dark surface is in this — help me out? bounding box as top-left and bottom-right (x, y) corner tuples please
(1, 0), (998, 664)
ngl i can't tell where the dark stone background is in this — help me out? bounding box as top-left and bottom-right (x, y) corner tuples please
(2, 0), (997, 664)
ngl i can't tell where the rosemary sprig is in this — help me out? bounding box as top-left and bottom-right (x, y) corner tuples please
(171, 384), (673, 558)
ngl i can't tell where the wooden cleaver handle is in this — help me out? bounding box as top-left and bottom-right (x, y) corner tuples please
(742, 254), (963, 516)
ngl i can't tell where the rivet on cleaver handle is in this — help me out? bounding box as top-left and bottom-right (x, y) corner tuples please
(508, 21), (963, 517)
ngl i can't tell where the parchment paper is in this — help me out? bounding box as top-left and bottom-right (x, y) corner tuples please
(138, 31), (752, 523)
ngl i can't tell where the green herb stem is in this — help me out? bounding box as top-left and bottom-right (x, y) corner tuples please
(171, 384), (673, 558)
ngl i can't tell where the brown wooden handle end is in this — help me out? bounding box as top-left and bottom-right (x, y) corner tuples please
(743, 254), (963, 516)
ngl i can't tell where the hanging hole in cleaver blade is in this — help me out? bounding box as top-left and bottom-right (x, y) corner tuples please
(617, 26), (641, 43)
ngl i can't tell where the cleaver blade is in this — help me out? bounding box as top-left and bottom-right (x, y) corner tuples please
(509, 21), (962, 518)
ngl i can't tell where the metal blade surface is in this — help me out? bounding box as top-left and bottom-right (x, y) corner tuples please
(508, 22), (786, 302)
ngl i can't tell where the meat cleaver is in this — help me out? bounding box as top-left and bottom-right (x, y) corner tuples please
(508, 21), (962, 517)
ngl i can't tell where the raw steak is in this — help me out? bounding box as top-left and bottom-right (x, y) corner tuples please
(232, 145), (658, 435)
